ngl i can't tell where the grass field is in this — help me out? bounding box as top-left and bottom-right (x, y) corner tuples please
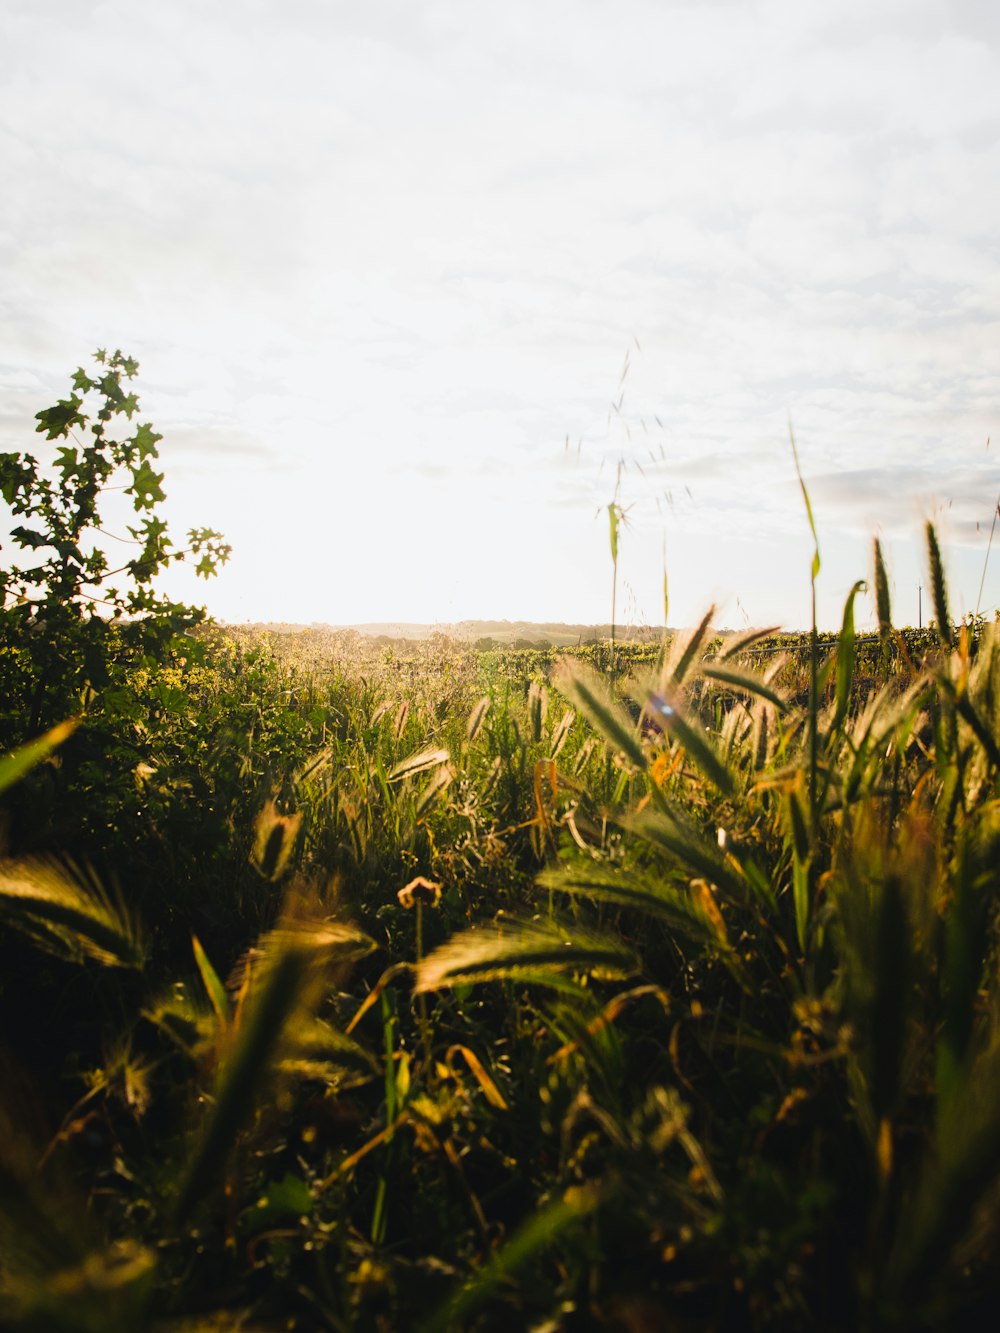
(0, 557), (998, 1330)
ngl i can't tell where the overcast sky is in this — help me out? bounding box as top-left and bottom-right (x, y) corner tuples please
(2, 0), (998, 630)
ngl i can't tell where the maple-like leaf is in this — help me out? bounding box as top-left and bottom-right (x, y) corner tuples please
(131, 422), (163, 458)
(35, 395), (85, 439)
(128, 460), (166, 510)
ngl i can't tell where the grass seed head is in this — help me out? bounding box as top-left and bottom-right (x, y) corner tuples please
(873, 538), (892, 641)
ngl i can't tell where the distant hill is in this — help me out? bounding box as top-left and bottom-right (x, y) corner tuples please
(231, 620), (669, 647)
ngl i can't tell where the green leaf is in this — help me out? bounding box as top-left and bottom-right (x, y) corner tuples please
(35, 395), (85, 439)
(11, 525), (48, 550)
(246, 1172), (313, 1232)
(131, 422), (163, 458)
(128, 459), (166, 510)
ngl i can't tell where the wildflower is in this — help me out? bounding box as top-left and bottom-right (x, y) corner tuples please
(397, 876), (442, 909)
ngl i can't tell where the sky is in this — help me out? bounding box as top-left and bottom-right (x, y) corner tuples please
(1, 0), (999, 631)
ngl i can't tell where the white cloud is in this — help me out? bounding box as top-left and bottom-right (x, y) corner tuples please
(1, 0), (998, 628)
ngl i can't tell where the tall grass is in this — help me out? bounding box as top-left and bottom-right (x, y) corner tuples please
(0, 524), (997, 1329)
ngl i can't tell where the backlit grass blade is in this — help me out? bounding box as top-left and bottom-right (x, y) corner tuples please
(419, 1186), (599, 1333)
(701, 663), (789, 713)
(387, 746), (450, 782)
(250, 800), (301, 882)
(528, 680), (547, 742)
(466, 696), (490, 742)
(278, 1014), (378, 1084)
(256, 919), (376, 969)
(171, 945), (311, 1225)
(790, 423), (821, 816)
(953, 691), (1000, 770)
(789, 424), (821, 581)
(415, 763), (454, 817)
(0, 855), (146, 968)
(627, 809), (748, 903)
(666, 606), (715, 689)
(414, 917), (639, 993)
(0, 719), (77, 795)
(719, 626), (781, 660)
(833, 580), (866, 731)
(553, 658), (646, 771)
(538, 862), (720, 946)
(793, 853), (811, 953)
(549, 706), (574, 757)
(192, 934), (230, 1027)
(646, 694), (736, 796)
(873, 538), (892, 643)
(926, 521), (953, 648)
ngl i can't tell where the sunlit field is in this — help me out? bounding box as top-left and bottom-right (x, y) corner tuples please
(1, 358), (999, 1331)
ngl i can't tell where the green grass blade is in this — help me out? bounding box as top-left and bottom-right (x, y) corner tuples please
(646, 694), (736, 796)
(701, 663), (789, 713)
(789, 423), (821, 581)
(666, 606), (716, 689)
(0, 719), (77, 795)
(719, 626), (781, 660)
(833, 580), (866, 730)
(873, 538), (892, 643)
(925, 521), (953, 647)
(192, 934), (230, 1027)
(792, 853), (810, 953)
(171, 946), (310, 1225)
(627, 809), (747, 903)
(419, 1186), (599, 1333)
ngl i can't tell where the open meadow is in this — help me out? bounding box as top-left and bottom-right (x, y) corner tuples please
(0, 357), (998, 1332)
(2, 582), (999, 1329)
